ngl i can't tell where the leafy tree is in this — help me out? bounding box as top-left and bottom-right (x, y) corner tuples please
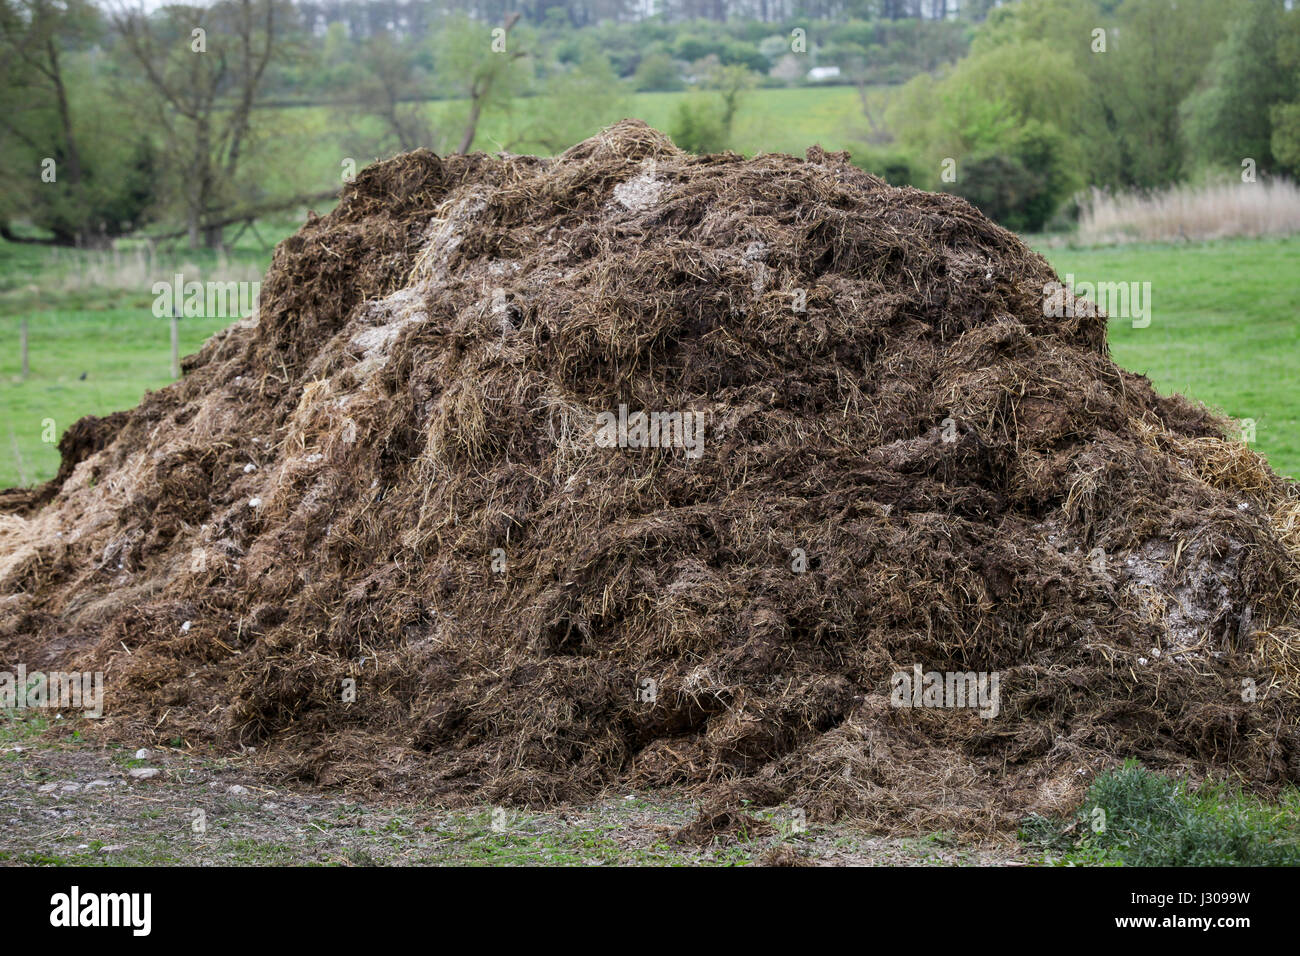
(518, 47), (629, 153)
(1094, 0), (1235, 187)
(707, 63), (757, 138)
(1182, 0), (1293, 171)
(668, 61), (756, 154)
(1269, 4), (1300, 175)
(0, 0), (155, 244)
(966, 0), (1234, 188)
(631, 51), (683, 92)
(433, 13), (532, 154)
(887, 42), (1082, 167)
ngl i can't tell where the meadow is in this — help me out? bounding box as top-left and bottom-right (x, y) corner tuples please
(1043, 236), (1300, 477)
(256, 85), (875, 196)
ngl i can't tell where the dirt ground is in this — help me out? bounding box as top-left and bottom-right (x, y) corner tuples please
(0, 714), (1027, 867)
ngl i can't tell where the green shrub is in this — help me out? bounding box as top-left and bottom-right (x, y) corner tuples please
(849, 146), (926, 189)
(631, 52), (683, 92)
(668, 98), (729, 155)
(948, 152), (1044, 232)
(1025, 760), (1300, 867)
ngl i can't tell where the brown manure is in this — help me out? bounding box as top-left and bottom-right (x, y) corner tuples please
(4, 120), (1300, 832)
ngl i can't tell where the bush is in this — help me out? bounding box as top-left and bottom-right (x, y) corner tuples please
(669, 98), (728, 154)
(673, 35), (724, 64)
(1023, 760), (1300, 867)
(947, 122), (1080, 233)
(720, 40), (769, 73)
(849, 146), (925, 188)
(1271, 101), (1300, 176)
(948, 152), (1043, 232)
(631, 52), (683, 92)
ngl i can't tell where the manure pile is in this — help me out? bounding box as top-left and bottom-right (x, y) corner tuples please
(4, 121), (1300, 829)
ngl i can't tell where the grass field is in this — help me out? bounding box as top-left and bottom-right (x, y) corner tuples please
(1041, 235), (1300, 477)
(580, 85), (868, 157)
(0, 239), (273, 487)
(261, 85), (875, 194)
(1, 226), (1296, 487)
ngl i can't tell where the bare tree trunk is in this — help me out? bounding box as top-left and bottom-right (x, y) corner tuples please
(46, 36), (83, 189)
(457, 96), (485, 154)
(454, 12), (524, 155)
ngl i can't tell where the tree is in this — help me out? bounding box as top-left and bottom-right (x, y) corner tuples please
(1093, 0), (1234, 187)
(705, 61), (757, 139)
(343, 32), (435, 155)
(668, 61), (756, 154)
(0, 0), (155, 244)
(434, 12), (531, 154)
(515, 46), (629, 153)
(1183, 0), (1294, 172)
(112, 0), (285, 249)
(631, 50), (683, 92)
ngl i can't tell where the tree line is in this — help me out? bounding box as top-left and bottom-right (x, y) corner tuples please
(1, 0), (984, 248)
(868, 0), (1300, 231)
(3, 0), (1293, 248)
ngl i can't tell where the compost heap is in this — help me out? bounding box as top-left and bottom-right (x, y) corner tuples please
(4, 121), (1300, 830)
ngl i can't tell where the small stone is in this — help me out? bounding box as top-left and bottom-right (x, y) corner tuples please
(37, 782), (58, 793)
(181, 621), (192, 633)
(227, 784), (250, 795)
(134, 748), (150, 759)
(61, 783), (80, 792)
(98, 844), (128, 854)
(244, 463), (258, 473)
(85, 779), (111, 789)
(248, 497), (262, 508)
(129, 768), (161, 781)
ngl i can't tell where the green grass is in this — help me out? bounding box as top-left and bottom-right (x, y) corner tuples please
(265, 85), (876, 181)
(1021, 760), (1300, 866)
(1039, 235), (1300, 478)
(0, 235), (288, 488)
(603, 86), (869, 157)
(0, 306), (230, 487)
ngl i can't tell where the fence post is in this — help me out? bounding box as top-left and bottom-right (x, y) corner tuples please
(170, 305), (180, 379)
(21, 284), (36, 380)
